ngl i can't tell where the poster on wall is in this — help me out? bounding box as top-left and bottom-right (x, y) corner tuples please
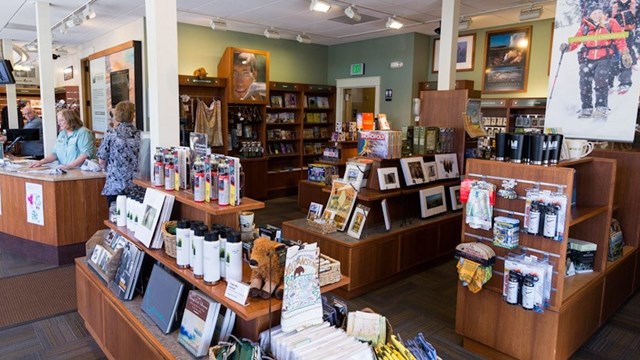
(90, 56), (108, 133)
(545, 1), (640, 142)
(88, 41), (143, 132)
(482, 26), (531, 93)
(25, 182), (44, 226)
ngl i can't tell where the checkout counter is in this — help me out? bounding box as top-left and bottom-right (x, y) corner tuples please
(0, 160), (107, 265)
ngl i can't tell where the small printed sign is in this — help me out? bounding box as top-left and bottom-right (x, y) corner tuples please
(224, 279), (250, 306)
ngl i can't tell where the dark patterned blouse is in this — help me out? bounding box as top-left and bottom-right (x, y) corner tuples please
(97, 122), (141, 196)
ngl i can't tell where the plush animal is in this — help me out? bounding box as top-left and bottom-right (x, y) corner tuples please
(249, 237), (286, 299)
(192, 67), (208, 79)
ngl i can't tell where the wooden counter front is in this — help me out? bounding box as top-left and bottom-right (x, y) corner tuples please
(0, 168), (107, 264)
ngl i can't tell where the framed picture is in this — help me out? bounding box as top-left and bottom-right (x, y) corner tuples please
(400, 157), (427, 186)
(220, 47), (269, 104)
(377, 167), (401, 190)
(434, 153), (459, 180)
(423, 161), (438, 182)
(419, 186), (448, 218)
(343, 163), (365, 190)
(432, 34), (475, 72)
(307, 202), (323, 221)
(381, 199), (391, 231)
(482, 26), (531, 93)
(270, 95), (283, 108)
(448, 185), (463, 211)
(63, 66), (73, 81)
(347, 204), (370, 239)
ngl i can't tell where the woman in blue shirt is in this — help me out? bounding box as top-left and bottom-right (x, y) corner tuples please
(30, 109), (95, 170)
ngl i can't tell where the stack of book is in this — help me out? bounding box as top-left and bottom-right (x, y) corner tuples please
(109, 239), (145, 300)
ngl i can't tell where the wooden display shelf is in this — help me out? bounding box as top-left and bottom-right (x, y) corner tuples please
(400, 179), (461, 195)
(303, 122), (331, 126)
(267, 107), (301, 111)
(266, 122), (300, 126)
(303, 153), (323, 157)
(320, 180), (460, 202)
(606, 245), (636, 270)
(558, 157), (594, 167)
(303, 138), (331, 142)
(105, 220), (349, 321)
(569, 205), (609, 227)
(133, 179), (264, 216)
(317, 159), (346, 166)
(267, 153), (300, 158)
(562, 271), (603, 303)
(267, 139), (298, 142)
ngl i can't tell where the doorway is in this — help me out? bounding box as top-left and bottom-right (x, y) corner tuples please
(336, 76), (380, 132)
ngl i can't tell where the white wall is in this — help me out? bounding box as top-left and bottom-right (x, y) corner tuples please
(53, 53), (80, 87)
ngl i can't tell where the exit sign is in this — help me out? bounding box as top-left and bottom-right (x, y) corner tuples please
(350, 63), (364, 76)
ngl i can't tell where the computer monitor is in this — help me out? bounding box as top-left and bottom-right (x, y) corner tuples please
(6, 128), (39, 141)
(0, 60), (16, 85)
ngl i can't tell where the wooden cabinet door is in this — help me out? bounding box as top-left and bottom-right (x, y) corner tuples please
(75, 264), (104, 341)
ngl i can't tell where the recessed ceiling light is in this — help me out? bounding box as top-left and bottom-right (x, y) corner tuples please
(310, 0), (331, 13)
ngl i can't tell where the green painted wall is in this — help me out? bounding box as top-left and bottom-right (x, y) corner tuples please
(177, 23), (328, 84)
(426, 18), (554, 98)
(327, 33), (418, 128)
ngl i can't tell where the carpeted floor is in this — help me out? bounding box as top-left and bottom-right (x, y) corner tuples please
(0, 249), (57, 279)
(0, 265), (77, 330)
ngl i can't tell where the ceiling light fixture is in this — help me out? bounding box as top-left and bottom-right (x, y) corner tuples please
(58, 23), (67, 34)
(386, 16), (404, 30)
(209, 18), (228, 31)
(519, 5), (542, 21)
(459, 16), (472, 31)
(264, 28), (281, 39)
(65, 15), (83, 28)
(344, 5), (361, 22)
(310, 0), (331, 13)
(82, 4), (96, 20)
(296, 32), (312, 44)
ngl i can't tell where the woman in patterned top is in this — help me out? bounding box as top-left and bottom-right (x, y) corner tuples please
(97, 101), (141, 206)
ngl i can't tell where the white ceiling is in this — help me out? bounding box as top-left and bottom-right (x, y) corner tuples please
(0, 0), (556, 48)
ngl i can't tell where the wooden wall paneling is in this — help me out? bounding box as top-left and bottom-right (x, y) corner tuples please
(399, 224), (439, 271)
(457, 284), (560, 360)
(418, 89), (481, 174)
(601, 251), (637, 321)
(349, 236), (399, 291)
(242, 159), (268, 199)
(76, 262), (105, 341)
(556, 277), (604, 360)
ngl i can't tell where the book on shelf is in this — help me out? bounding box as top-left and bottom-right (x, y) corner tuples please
(142, 263), (186, 334)
(135, 188), (167, 248)
(212, 307), (236, 344)
(109, 239), (145, 301)
(150, 193), (175, 249)
(285, 93), (297, 108)
(316, 96), (329, 109)
(178, 290), (221, 357)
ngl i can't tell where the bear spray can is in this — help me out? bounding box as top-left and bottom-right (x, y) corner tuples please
(506, 270), (520, 305)
(153, 154), (164, 187)
(521, 274), (536, 310)
(210, 157), (219, 201)
(193, 159), (206, 203)
(203, 230), (221, 285)
(218, 163), (230, 206)
(164, 155), (175, 191)
(225, 231), (243, 283)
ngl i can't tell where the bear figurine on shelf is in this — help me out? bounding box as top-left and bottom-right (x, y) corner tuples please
(249, 237), (286, 299)
(192, 67), (208, 79)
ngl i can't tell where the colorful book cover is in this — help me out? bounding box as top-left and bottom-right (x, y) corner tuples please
(361, 112), (374, 130)
(178, 290), (220, 357)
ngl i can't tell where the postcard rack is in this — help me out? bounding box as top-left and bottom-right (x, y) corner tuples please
(456, 158), (616, 360)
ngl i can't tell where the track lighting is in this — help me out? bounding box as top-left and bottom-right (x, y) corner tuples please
(264, 28), (281, 39)
(386, 17), (404, 30)
(209, 18), (227, 31)
(296, 33), (312, 44)
(58, 23), (67, 34)
(344, 5), (361, 22)
(82, 4), (96, 20)
(65, 15), (83, 28)
(310, 0), (331, 13)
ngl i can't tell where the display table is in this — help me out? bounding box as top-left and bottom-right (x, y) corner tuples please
(0, 166), (107, 264)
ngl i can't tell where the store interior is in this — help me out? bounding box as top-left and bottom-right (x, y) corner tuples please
(1, 0), (640, 359)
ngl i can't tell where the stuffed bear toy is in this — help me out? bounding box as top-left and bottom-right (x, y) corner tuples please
(192, 67), (208, 79)
(249, 237), (286, 299)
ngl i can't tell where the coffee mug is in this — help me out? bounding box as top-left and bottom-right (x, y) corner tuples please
(564, 139), (594, 160)
(239, 211), (254, 231)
